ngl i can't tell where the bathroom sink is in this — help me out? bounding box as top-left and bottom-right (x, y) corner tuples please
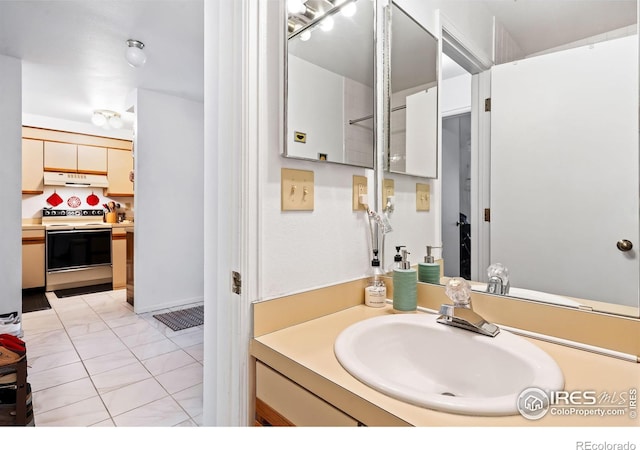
(333, 313), (564, 416)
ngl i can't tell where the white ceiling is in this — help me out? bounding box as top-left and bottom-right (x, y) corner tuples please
(0, 0), (636, 131)
(0, 0), (204, 131)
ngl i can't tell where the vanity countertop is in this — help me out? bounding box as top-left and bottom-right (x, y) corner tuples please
(251, 303), (640, 427)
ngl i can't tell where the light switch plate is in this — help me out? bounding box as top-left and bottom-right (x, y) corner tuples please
(383, 179), (395, 209)
(416, 183), (430, 211)
(281, 168), (314, 211)
(352, 175), (368, 211)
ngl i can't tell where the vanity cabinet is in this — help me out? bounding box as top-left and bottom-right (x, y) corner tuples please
(22, 229), (45, 289)
(21, 139), (44, 194)
(105, 148), (134, 197)
(111, 227), (127, 289)
(255, 361), (359, 427)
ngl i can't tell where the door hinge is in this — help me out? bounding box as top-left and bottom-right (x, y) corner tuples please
(232, 271), (241, 295)
(484, 208), (491, 222)
(485, 98), (491, 112)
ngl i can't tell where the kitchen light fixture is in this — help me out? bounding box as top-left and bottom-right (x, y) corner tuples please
(91, 110), (124, 129)
(125, 39), (147, 68)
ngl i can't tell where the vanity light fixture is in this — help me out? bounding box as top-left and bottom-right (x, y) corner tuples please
(91, 110), (124, 129)
(288, 0), (306, 14)
(341, 2), (357, 17)
(320, 15), (334, 31)
(125, 39), (147, 68)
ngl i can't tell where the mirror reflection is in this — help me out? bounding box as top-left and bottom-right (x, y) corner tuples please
(285, 0), (374, 168)
(387, 2), (439, 178)
(402, 1), (639, 317)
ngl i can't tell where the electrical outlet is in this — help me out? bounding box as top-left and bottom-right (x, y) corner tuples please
(383, 179), (395, 210)
(352, 175), (368, 211)
(416, 183), (430, 211)
(281, 168), (314, 211)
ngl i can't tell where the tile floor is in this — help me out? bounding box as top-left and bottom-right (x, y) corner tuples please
(20, 289), (204, 427)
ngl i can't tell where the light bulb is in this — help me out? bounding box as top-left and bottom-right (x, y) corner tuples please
(341, 2), (357, 17)
(125, 39), (147, 68)
(287, 0), (305, 14)
(299, 29), (311, 41)
(91, 112), (106, 127)
(109, 115), (123, 129)
(320, 16), (334, 32)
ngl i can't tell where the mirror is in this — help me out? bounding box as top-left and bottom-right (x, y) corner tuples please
(390, 1), (639, 318)
(284, 0), (375, 168)
(386, 2), (439, 178)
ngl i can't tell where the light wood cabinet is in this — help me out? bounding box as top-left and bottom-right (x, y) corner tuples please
(111, 228), (127, 289)
(255, 361), (359, 426)
(43, 141), (77, 172)
(77, 145), (107, 175)
(22, 139), (44, 194)
(105, 148), (134, 197)
(22, 229), (45, 289)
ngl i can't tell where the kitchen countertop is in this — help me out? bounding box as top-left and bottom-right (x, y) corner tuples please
(251, 303), (640, 427)
(22, 221), (133, 230)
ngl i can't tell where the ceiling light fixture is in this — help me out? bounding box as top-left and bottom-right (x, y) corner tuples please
(125, 39), (147, 68)
(91, 110), (124, 129)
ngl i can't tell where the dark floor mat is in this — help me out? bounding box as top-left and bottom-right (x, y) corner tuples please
(153, 305), (204, 331)
(22, 289), (51, 313)
(53, 283), (113, 299)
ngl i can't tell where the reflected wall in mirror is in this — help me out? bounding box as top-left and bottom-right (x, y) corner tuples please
(386, 2), (438, 178)
(435, 0), (639, 317)
(285, 0), (375, 168)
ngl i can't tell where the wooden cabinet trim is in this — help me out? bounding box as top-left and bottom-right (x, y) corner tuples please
(23, 126), (133, 151)
(22, 190), (44, 195)
(22, 237), (45, 245)
(255, 398), (295, 426)
(112, 234), (127, 241)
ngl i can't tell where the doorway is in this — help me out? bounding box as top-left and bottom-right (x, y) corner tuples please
(442, 112), (471, 279)
(440, 52), (473, 279)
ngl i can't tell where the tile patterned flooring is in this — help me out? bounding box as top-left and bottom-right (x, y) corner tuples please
(20, 289), (204, 427)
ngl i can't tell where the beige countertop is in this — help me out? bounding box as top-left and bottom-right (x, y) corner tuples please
(251, 304), (640, 427)
(22, 221), (133, 230)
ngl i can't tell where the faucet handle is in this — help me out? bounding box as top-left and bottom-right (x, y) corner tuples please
(487, 263), (509, 283)
(445, 277), (472, 308)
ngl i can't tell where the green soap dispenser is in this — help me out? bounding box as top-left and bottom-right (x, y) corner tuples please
(393, 248), (417, 313)
(418, 245), (441, 284)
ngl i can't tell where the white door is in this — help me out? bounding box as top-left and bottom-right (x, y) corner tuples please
(490, 36), (638, 307)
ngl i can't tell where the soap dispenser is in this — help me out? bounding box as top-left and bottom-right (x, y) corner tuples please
(418, 245), (442, 284)
(387, 245), (405, 273)
(365, 250), (387, 308)
(393, 249), (417, 313)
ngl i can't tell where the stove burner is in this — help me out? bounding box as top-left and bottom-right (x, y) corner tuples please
(43, 209), (104, 217)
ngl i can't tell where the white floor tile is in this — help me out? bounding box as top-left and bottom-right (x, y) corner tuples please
(21, 309), (63, 335)
(172, 383), (203, 419)
(28, 361), (88, 392)
(183, 343), (204, 362)
(23, 328), (75, 359)
(169, 329), (204, 348)
(129, 338), (180, 361)
(34, 396), (110, 427)
(27, 348), (81, 375)
(32, 378), (98, 415)
(155, 362), (203, 395)
(119, 326), (167, 348)
(112, 396), (189, 427)
(82, 349), (140, 376)
(142, 349), (198, 377)
(70, 329), (128, 360)
(91, 361), (152, 394)
(64, 320), (110, 338)
(100, 377), (169, 417)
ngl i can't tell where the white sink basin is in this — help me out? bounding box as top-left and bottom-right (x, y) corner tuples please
(334, 313), (564, 416)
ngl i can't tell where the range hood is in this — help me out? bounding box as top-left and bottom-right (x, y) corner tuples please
(43, 172), (109, 188)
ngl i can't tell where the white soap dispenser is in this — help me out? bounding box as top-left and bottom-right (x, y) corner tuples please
(365, 250), (387, 308)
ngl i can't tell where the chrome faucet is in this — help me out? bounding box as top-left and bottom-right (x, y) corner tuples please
(485, 263), (510, 295)
(437, 277), (500, 337)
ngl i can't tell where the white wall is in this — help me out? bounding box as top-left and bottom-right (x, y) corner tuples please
(0, 54), (23, 327)
(133, 88), (204, 313)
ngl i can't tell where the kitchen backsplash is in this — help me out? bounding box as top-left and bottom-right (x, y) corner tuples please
(22, 186), (133, 221)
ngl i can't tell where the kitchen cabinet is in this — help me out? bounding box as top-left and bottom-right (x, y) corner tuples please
(43, 142), (107, 174)
(22, 229), (45, 289)
(255, 361), (359, 427)
(105, 148), (134, 197)
(77, 145), (107, 174)
(21, 139), (44, 194)
(111, 227), (127, 289)
(43, 141), (77, 172)
(126, 229), (134, 306)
